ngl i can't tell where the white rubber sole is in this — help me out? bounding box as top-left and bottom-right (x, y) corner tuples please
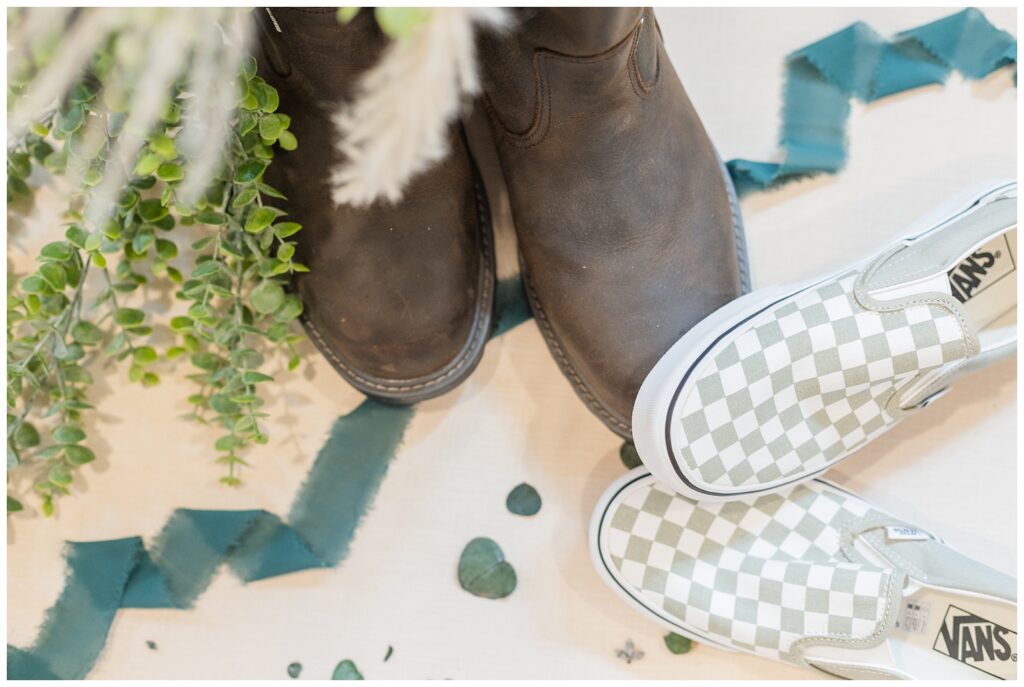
(632, 179), (1017, 501)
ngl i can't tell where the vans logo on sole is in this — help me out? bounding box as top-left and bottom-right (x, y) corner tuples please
(933, 604), (1017, 679)
(948, 233), (1016, 304)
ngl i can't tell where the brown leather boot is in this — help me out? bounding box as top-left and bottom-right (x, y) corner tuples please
(479, 8), (749, 437)
(255, 9), (495, 403)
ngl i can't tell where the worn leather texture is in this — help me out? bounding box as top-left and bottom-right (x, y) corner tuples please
(255, 8), (495, 403)
(479, 8), (746, 437)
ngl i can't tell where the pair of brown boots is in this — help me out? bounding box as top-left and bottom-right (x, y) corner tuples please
(255, 8), (748, 438)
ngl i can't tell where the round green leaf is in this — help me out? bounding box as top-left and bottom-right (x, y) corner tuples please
(620, 441), (643, 469)
(331, 659), (363, 680)
(156, 162), (184, 182)
(664, 633), (693, 655)
(133, 346), (158, 365)
(149, 134), (177, 160)
(234, 159), (267, 183)
(134, 152), (162, 176)
(65, 445), (96, 465)
(245, 207), (277, 233)
(114, 308), (145, 328)
(250, 280), (285, 314)
(57, 104), (84, 133)
(38, 263), (67, 290)
(70, 319), (102, 343)
(457, 537), (517, 599)
(40, 241), (73, 261)
(278, 130), (298, 151)
(374, 7), (430, 40)
(155, 238), (178, 260)
(287, 662), (302, 679)
(194, 210), (227, 225)
(274, 222), (302, 238)
(71, 321), (102, 345)
(138, 199), (169, 222)
(48, 463), (72, 486)
(13, 422), (41, 449)
(53, 424), (86, 444)
(20, 275), (49, 294)
(506, 483), (541, 516)
(259, 114), (285, 142)
(170, 316), (193, 332)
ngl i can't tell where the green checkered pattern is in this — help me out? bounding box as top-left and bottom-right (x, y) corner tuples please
(602, 478), (894, 660)
(675, 271), (966, 489)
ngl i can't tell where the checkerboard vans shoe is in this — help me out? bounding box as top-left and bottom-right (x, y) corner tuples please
(634, 181), (1017, 500)
(591, 470), (1017, 679)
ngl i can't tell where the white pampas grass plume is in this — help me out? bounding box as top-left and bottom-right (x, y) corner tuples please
(330, 8), (509, 207)
(7, 8), (250, 226)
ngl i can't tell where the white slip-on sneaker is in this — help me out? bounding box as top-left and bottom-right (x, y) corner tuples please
(590, 469), (1017, 679)
(633, 180), (1017, 500)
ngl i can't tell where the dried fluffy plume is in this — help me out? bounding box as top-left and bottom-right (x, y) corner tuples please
(330, 8), (509, 207)
(7, 8), (250, 226)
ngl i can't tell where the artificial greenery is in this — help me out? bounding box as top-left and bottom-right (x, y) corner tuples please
(7, 40), (305, 514)
(336, 7), (432, 40)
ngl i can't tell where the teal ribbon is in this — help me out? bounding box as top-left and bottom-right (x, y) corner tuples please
(8, 278), (530, 680)
(8, 8), (1017, 679)
(727, 8), (1016, 196)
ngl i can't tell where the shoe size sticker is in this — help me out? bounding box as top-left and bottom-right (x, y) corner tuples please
(933, 604), (1017, 679)
(896, 601), (931, 635)
(885, 525), (931, 541)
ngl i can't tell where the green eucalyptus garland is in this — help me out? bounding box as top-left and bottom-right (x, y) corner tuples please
(7, 52), (304, 515)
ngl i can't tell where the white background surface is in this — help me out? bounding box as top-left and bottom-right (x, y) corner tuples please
(6, 7), (1017, 680)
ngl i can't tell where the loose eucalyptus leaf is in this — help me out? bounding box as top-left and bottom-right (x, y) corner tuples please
(664, 633), (693, 655)
(331, 660), (363, 680)
(457, 537), (517, 599)
(620, 441), (643, 470)
(506, 483), (541, 516)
